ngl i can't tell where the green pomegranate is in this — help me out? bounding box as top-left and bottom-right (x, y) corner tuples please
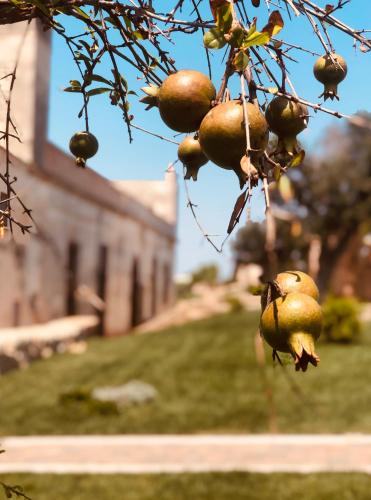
(178, 136), (208, 181)
(313, 53), (347, 101)
(140, 70), (216, 133)
(260, 292), (322, 371)
(275, 270), (319, 300)
(265, 96), (308, 155)
(69, 131), (99, 168)
(198, 100), (268, 187)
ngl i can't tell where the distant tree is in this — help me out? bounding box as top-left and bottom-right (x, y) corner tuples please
(191, 263), (219, 286)
(233, 113), (371, 293)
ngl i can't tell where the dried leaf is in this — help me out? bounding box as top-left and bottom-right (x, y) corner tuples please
(325, 4), (334, 13)
(278, 175), (294, 202)
(267, 86), (279, 94)
(240, 154), (251, 175)
(262, 10), (284, 37)
(227, 190), (248, 234)
(251, 0), (260, 6)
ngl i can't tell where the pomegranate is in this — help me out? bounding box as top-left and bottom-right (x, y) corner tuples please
(265, 96), (308, 155)
(69, 131), (98, 168)
(198, 100), (268, 186)
(178, 135), (208, 181)
(260, 292), (322, 371)
(141, 70), (216, 132)
(313, 53), (347, 101)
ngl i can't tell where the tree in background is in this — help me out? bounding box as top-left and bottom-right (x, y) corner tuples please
(233, 113), (371, 295)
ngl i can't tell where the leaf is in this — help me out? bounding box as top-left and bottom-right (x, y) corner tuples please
(90, 74), (112, 86)
(242, 30), (270, 48)
(233, 50), (249, 71)
(69, 80), (81, 88)
(86, 87), (111, 96)
(72, 5), (91, 20)
(287, 149), (305, 168)
(203, 28), (227, 50)
(216, 3), (233, 34)
(262, 10), (284, 37)
(63, 86), (82, 93)
(240, 154), (251, 175)
(227, 190), (248, 234)
(325, 4), (334, 13)
(209, 0), (230, 20)
(278, 175), (294, 202)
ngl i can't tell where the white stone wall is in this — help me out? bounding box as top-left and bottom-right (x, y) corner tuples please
(0, 151), (176, 336)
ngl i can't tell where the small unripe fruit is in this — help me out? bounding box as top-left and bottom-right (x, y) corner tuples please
(69, 131), (99, 168)
(313, 53), (347, 101)
(178, 136), (208, 181)
(265, 96), (308, 155)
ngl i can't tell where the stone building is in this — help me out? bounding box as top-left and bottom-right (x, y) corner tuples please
(0, 22), (177, 336)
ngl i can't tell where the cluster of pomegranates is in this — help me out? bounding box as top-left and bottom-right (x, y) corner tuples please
(140, 54), (347, 184)
(260, 271), (322, 372)
(67, 51), (346, 170)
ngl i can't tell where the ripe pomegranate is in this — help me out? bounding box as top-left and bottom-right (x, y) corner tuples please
(178, 136), (208, 181)
(260, 292), (322, 371)
(313, 53), (347, 101)
(69, 131), (98, 168)
(141, 70), (216, 133)
(198, 100), (268, 185)
(265, 96), (308, 155)
(275, 270), (319, 301)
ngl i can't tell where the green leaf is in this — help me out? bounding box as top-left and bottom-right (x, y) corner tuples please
(86, 87), (111, 97)
(69, 80), (81, 88)
(90, 74), (113, 86)
(242, 29), (270, 48)
(203, 28), (227, 50)
(72, 5), (91, 20)
(233, 50), (249, 71)
(287, 149), (305, 168)
(64, 86), (82, 93)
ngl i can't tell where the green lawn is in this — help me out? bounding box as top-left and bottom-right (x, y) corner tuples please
(0, 311), (371, 435)
(2, 473), (371, 500)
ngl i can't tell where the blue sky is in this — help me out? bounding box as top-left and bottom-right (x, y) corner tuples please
(48, 1), (371, 278)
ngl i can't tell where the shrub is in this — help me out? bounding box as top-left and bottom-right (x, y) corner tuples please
(191, 264), (219, 286)
(322, 295), (361, 343)
(224, 294), (244, 313)
(59, 388), (119, 416)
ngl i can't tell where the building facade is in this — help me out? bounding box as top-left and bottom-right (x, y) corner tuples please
(0, 22), (177, 336)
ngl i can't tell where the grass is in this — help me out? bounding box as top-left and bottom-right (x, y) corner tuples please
(0, 311), (371, 435)
(3, 473), (371, 500)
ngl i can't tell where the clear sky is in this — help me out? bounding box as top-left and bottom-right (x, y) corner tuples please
(48, 1), (371, 278)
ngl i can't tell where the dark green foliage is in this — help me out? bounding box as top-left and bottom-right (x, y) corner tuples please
(59, 388), (119, 416)
(322, 296), (361, 343)
(2, 473), (371, 500)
